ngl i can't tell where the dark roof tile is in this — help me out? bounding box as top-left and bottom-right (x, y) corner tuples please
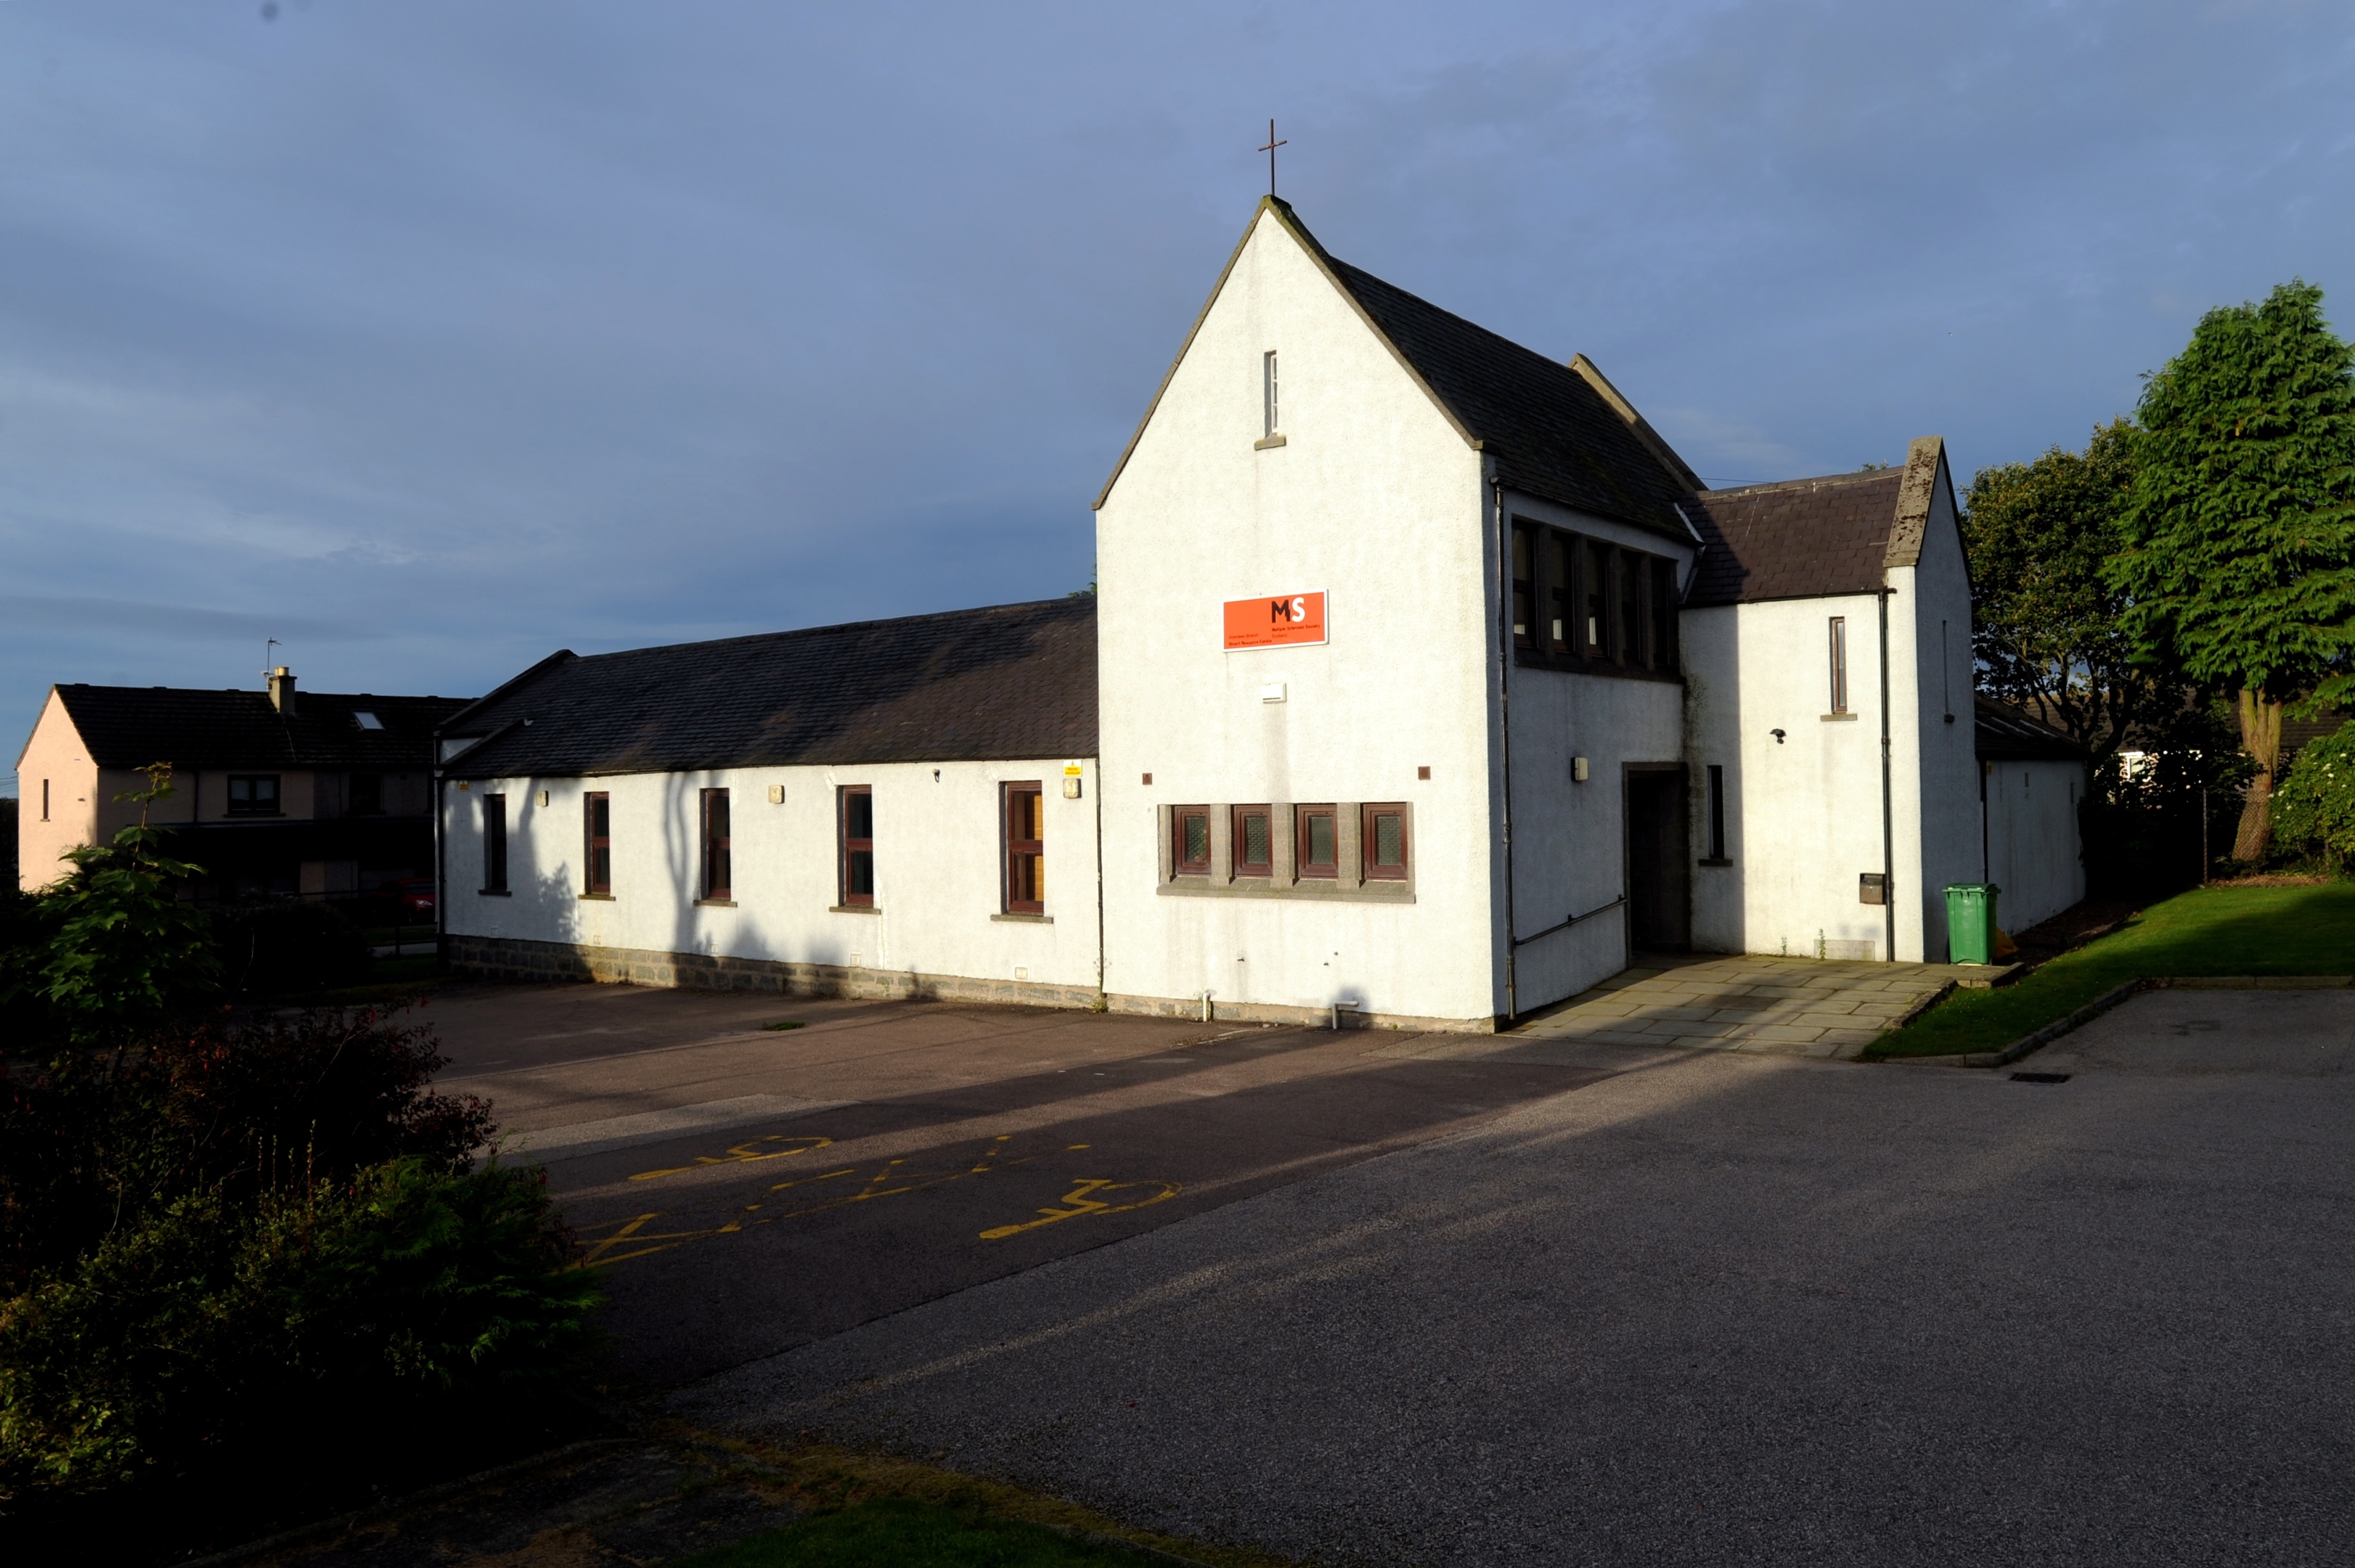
(444, 597), (1096, 779)
(51, 686), (465, 771)
(1683, 470), (1906, 606)
(1974, 697), (2091, 762)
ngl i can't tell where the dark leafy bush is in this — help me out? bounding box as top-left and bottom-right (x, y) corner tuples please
(0, 1005), (492, 1296)
(212, 899), (371, 997)
(0, 1158), (600, 1503)
(2274, 719), (2355, 872)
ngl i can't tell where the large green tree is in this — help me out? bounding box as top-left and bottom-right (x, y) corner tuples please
(2110, 279), (2355, 859)
(1963, 420), (2159, 754)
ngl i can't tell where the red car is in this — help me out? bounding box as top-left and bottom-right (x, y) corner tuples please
(377, 878), (436, 917)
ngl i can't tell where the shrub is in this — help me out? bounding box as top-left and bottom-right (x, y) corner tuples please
(212, 899), (371, 997)
(2274, 719), (2355, 870)
(0, 1005), (492, 1297)
(0, 1159), (601, 1503)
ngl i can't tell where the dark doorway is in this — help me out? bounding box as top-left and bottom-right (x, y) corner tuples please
(1625, 767), (1691, 952)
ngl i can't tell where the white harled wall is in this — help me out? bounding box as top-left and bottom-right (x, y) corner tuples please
(1094, 205), (1499, 1026)
(1684, 594), (1895, 960)
(1983, 759), (2086, 932)
(1894, 471), (1985, 961)
(440, 759), (1101, 992)
(1496, 495), (1691, 1010)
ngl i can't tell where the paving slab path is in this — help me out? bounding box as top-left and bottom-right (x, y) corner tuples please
(1487, 953), (1998, 1061)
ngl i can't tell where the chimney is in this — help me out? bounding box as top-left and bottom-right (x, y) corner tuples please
(268, 666), (297, 716)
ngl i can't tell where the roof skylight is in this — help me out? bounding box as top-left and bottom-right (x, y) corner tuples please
(354, 711), (384, 730)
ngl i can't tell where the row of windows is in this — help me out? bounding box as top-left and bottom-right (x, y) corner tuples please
(478, 782), (1047, 915)
(1510, 522), (1681, 676)
(1167, 801), (1411, 884)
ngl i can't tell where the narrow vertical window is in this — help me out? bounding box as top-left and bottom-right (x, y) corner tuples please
(1651, 558), (1678, 673)
(1619, 550), (1644, 666)
(1829, 617), (1850, 713)
(700, 788), (731, 900)
(1548, 534), (1574, 653)
(1262, 350), (1279, 437)
(584, 791), (611, 895)
(1296, 805), (1337, 879)
(1706, 764), (1726, 860)
(1585, 540), (1611, 658)
(1173, 807), (1211, 876)
(41, 779), (49, 821)
(1511, 524), (1535, 648)
(1004, 783), (1044, 914)
(1941, 619), (1952, 717)
(482, 793), (508, 893)
(1232, 805), (1273, 878)
(839, 785), (874, 907)
(1361, 804), (1410, 881)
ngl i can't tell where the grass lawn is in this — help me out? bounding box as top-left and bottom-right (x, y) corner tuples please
(662, 1439), (1293, 1568)
(1872, 882), (2355, 1058)
(672, 1495), (1191, 1567)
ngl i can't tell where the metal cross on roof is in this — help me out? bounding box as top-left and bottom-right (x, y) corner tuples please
(1259, 119), (1286, 197)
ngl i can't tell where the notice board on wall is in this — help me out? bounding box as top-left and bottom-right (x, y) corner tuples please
(1223, 592), (1327, 650)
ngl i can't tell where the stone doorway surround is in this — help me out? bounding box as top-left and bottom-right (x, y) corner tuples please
(1501, 952), (2004, 1060)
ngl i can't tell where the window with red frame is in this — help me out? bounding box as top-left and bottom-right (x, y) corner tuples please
(1361, 803), (1409, 881)
(1004, 783), (1044, 913)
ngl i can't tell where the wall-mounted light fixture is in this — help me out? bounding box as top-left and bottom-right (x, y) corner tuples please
(1572, 756), (1590, 783)
(1771, 728), (1787, 745)
(768, 784), (786, 804)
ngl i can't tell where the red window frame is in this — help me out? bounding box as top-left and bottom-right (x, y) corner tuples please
(840, 785), (875, 906)
(1361, 803), (1410, 881)
(1231, 804), (1273, 878)
(584, 791), (611, 894)
(1295, 804), (1338, 878)
(699, 788), (731, 901)
(1172, 807), (1211, 877)
(1003, 782), (1044, 914)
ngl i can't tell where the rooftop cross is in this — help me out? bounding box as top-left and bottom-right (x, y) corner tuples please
(1258, 119), (1287, 197)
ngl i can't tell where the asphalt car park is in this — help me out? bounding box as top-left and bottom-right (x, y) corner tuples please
(426, 982), (1605, 1389)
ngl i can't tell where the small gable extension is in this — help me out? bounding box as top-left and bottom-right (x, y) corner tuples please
(1683, 437), (1952, 607)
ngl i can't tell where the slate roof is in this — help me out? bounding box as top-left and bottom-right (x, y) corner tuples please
(1683, 470), (1908, 607)
(441, 597), (1098, 780)
(45, 685), (465, 771)
(1321, 257), (1697, 539)
(1974, 697), (2091, 763)
(1095, 198), (1699, 542)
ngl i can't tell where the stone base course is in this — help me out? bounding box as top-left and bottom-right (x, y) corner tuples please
(447, 935), (1499, 1034)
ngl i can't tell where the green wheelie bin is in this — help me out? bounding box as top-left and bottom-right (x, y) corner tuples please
(1945, 883), (2000, 965)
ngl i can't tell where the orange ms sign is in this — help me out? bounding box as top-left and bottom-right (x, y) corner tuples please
(1222, 591), (1328, 650)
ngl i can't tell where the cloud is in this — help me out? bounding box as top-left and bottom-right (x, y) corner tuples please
(0, 596), (377, 642)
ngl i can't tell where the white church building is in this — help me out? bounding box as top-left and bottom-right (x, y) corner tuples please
(436, 198), (2083, 1032)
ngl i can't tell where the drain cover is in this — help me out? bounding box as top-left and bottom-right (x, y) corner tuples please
(2010, 1071), (2071, 1084)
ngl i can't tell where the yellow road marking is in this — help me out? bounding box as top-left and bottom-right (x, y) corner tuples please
(575, 1138), (1174, 1267)
(629, 1132), (835, 1182)
(978, 1177), (1182, 1241)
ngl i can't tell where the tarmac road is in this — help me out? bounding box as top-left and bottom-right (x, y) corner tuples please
(678, 987), (2355, 1567)
(425, 982), (1604, 1388)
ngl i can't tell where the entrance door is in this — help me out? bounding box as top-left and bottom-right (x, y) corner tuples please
(1625, 767), (1691, 952)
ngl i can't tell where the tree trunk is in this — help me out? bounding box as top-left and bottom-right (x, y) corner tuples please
(2233, 687), (2285, 862)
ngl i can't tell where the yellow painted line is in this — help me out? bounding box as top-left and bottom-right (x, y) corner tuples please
(629, 1132), (834, 1182)
(979, 1177), (1182, 1241)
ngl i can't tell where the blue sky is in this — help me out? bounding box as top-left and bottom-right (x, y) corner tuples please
(4, 1), (2351, 793)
